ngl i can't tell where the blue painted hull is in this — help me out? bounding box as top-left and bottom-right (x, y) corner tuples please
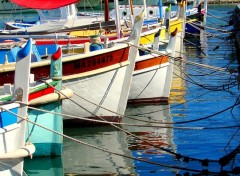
(185, 23), (201, 34)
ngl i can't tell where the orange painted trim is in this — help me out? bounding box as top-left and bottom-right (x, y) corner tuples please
(134, 55), (169, 71)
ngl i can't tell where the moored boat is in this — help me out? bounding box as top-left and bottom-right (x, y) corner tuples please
(0, 39), (73, 156)
(0, 10), (145, 127)
(0, 38), (34, 175)
(128, 28), (178, 105)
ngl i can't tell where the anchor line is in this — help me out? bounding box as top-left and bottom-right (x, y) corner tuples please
(173, 62), (239, 92)
(185, 30), (232, 40)
(25, 103), (240, 130)
(39, 79), (240, 128)
(8, 100), (239, 173)
(40, 79), (125, 122)
(9, 39), (237, 168)
(173, 58), (236, 77)
(224, 126), (240, 152)
(0, 107), (227, 175)
(174, 57), (228, 73)
(119, 41), (230, 73)
(187, 20), (234, 34)
(93, 69), (119, 114)
(178, 64), (234, 77)
(207, 12), (230, 22)
(207, 9), (234, 15)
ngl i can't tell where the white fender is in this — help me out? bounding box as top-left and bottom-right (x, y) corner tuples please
(0, 143), (35, 159)
(29, 88), (73, 106)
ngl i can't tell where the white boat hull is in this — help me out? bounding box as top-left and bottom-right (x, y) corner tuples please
(129, 55), (170, 104)
(0, 124), (24, 175)
(63, 64), (128, 125)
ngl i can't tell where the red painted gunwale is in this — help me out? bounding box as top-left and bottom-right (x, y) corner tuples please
(28, 87), (55, 101)
(0, 47), (130, 86)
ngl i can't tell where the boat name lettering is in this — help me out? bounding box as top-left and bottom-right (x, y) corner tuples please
(73, 54), (113, 69)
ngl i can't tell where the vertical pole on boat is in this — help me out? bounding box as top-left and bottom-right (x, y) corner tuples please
(50, 47), (63, 155)
(178, 0), (186, 57)
(119, 10), (144, 113)
(13, 38), (32, 145)
(114, 0), (121, 38)
(183, 0), (186, 38)
(203, 0), (207, 25)
(164, 5), (171, 39)
(163, 28), (178, 98)
(104, 0), (109, 22)
(50, 47), (62, 88)
(158, 0), (163, 21)
(128, 0), (134, 25)
(12, 38), (32, 171)
(143, 0), (147, 18)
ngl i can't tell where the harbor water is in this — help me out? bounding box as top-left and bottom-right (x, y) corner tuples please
(0, 3), (239, 176)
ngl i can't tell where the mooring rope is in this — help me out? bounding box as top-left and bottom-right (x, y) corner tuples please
(187, 20), (233, 34)
(207, 9), (234, 15)
(119, 41), (230, 74)
(4, 100), (239, 174)
(207, 12), (230, 22)
(173, 62), (239, 92)
(173, 58), (236, 78)
(3, 107), (232, 175)
(35, 78), (240, 127)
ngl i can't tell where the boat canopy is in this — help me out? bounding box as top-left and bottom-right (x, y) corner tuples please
(37, 5), (78, 21)
(10, 0), (80, 10)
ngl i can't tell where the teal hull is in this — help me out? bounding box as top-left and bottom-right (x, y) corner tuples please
(27, 101), (63, 157)
(24, 156), (63, 175)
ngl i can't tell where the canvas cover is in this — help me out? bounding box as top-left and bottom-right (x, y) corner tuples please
(10, 0), (80, 10)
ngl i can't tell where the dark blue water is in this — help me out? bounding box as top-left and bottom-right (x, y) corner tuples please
(2, 4), (238, 176)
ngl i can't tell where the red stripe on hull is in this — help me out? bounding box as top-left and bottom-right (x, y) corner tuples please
(28, 87), (55, 101)
(0, 47), (130, 86)
(135, 56), (169, 71)
(128, 97), (169, 105)
(62, 47), (129, 76)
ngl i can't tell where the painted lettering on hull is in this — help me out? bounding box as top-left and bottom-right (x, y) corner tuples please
(0, 47), (130, 86)
(63, 47), (129, 76)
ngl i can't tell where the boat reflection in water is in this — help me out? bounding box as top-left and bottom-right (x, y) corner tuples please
(62, 126), (134, 175)
(169, 58), (186, 105)
(24, 156), (63, 175)
(123, 104), (176, 175)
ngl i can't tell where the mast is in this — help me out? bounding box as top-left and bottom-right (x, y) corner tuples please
(203, 0), (207, 25)
(128, 0), (134, 25)
(114, 0), (121, 38)
(158, 0), (163, 20)
(104, 0), (109, 22)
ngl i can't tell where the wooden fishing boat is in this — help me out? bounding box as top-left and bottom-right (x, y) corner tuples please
(62, 12), (144, 126)
(0, 10), (144, 126)
(185, 0), (207, 35)
(0, 39), (73, 156)
(128, 28), (178, 105)
(0, 39), (35, 175)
